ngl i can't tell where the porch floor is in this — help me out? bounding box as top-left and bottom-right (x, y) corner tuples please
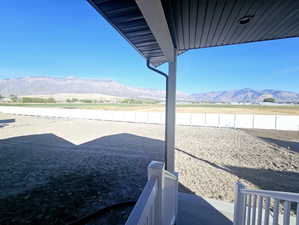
(177, 192), (234, 225)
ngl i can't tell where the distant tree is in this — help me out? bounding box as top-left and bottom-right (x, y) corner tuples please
(0, 94), (3, 100)
(21, 97), (56, 103)
(47, 97), (56, 103)
(121, 98), (143, 104)
(9, 95), (18, 102)
(66, 98), (78, 103)
(79, 99), (93, 103)
(263, 97), (275, 103)
(71, 98), (78, 102)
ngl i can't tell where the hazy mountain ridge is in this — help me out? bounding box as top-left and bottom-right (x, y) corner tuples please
(0, 77), (298, 103)
(0, 77), (192, 101)
(191, 88), (299, 103)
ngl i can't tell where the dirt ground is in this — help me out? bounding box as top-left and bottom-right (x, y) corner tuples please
(242, 129), (299, 153)
(0, 113), (299, 225)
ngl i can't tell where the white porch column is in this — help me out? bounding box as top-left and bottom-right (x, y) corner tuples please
(166, 53), (177, 172)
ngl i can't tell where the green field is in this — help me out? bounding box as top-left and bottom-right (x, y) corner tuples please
(1, 103), (299, 115)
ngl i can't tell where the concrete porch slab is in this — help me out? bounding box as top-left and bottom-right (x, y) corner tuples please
(177, 192), (234, 225)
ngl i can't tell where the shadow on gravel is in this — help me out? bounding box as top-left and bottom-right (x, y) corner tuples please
(241, 129), (299, 154)
(0, 172), (115, 225)
(258, 136), (299, 153)
(0, 133), (161, 225)
(0, 133), (75, 148)
(176, 148), (299, 193)
(0, 119), (15, 128)
(225, 166), (299, 193)
(175, 148), (226, 171)
(79, 133), (163, 161)
(4, 129), (297, 224)
(0, 133), (152, 225)
(0, 132), (223, 225)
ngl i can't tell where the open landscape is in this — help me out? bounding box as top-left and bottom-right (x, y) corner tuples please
(1, 76), (299, 116)
(1, 103), (299, 115)
(2, 1), (299, 224)
(1, 78), (299, 224)
(1, 112), (298, 224)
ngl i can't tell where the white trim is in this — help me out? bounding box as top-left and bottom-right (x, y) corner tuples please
(135, 0), (175, 62)
(165, 55), (176, 172)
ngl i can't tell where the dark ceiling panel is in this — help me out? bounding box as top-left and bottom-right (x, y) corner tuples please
(215, 0), (244, 46)
(88, 0), (299, 67)
(193, 0), (208, 48)
(162, 0), (299, 50)
(88, 0), (168, 67)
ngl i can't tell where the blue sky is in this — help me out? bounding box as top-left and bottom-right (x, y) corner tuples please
(0, 0), (298, 94)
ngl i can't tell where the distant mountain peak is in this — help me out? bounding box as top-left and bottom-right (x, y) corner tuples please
(0, 77), (298, 103)
(191, 88), (299, 103)
(0, 76), (192, 101)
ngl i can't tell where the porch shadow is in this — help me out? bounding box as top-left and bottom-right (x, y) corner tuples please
(0, 132), (232, 225)
(258, 136), (299, 153)
(175, 147), (226, 171)
(0, 119), (15, 128)
(241, 129), (299, 154)
(176, 147), (299, 194)
(224, 165), (299, 194)
(0, 133), (149, 225)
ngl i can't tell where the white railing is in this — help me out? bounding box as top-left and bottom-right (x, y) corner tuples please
(234, 182), (299, 225)
(125, 161), (178, 225)
(163, 170), (179, 225)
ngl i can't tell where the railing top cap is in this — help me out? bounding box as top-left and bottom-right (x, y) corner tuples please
(148, 161), (164, 170)
(241, 189), (299, 202)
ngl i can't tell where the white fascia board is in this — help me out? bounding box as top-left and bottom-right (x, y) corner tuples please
(135, 0), (175, 62)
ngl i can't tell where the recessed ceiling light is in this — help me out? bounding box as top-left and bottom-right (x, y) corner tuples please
(239, 15), (255, 24)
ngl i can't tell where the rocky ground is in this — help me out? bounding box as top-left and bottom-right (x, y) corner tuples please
(0, 113), (298, 225)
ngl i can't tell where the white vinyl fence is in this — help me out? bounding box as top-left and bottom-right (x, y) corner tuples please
(0, 106), (299, 131)
(125, 161), (178, 225)
(234, 182), (299, 225)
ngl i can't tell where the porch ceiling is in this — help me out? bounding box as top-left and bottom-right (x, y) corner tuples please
(88, 0), (299, 66)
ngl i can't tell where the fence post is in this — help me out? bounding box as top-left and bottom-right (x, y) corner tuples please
(234, 182), (245, 225)
(148, 161), (164, 225)
(234, 114), (236, 129)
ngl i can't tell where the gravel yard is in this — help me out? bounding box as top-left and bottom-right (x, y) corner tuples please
(1, 112), (299, 225)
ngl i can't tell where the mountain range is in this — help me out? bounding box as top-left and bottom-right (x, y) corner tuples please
(0, 77), (298, 103)
(191, 88), (299, 103)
